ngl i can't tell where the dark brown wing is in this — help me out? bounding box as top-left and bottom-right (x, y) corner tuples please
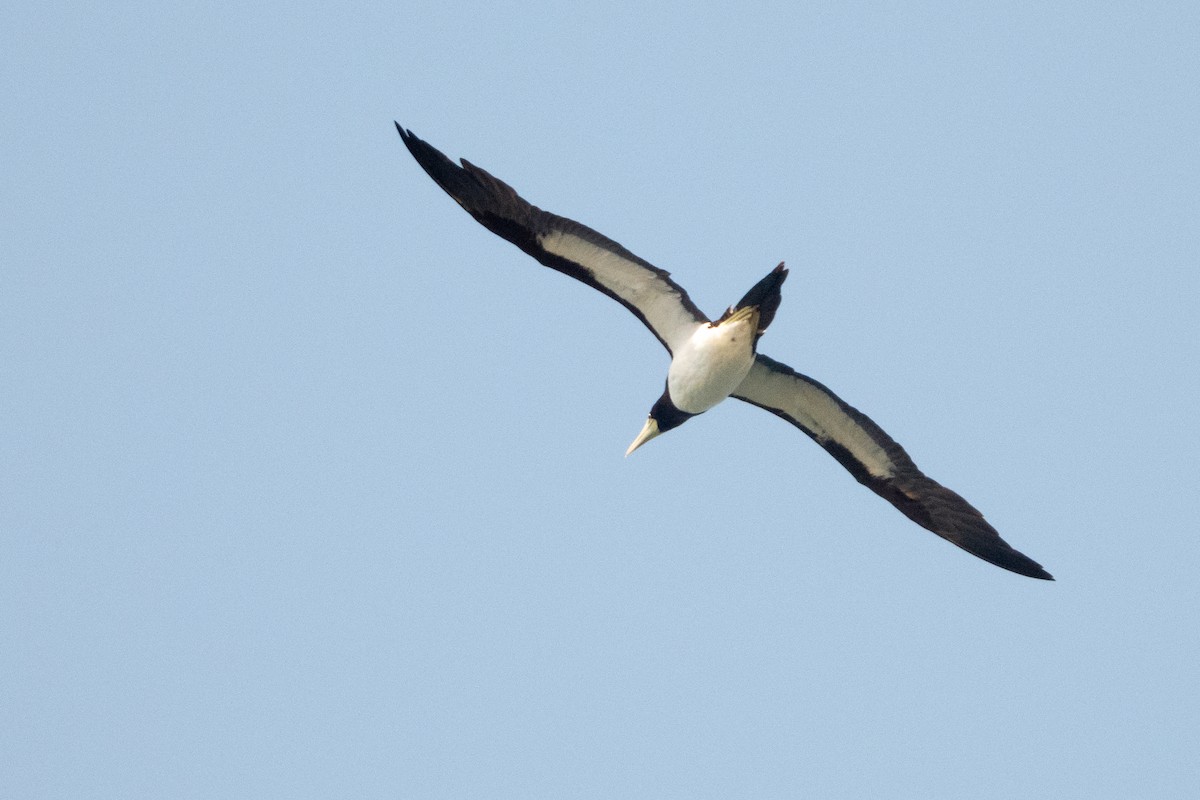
(397, 124), (707, 354)
(734, 354), (1052, 580)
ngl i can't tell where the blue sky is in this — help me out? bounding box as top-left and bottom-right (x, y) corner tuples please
(3, 2), (1199, 797)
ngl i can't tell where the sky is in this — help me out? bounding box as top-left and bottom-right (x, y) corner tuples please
(3, 1), (1199, 797)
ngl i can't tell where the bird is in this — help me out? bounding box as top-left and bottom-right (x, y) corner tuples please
(395, 123), (1052, 581)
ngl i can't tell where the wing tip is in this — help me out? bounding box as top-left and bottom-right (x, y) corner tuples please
(998, 552), (1054, 581)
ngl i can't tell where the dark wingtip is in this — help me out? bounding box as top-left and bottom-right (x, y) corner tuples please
(1006, 548), (1053, 580)
(1005, 555), (1053, 580)
(393, 124), (475, 199)
(979, 546), (1054, 581)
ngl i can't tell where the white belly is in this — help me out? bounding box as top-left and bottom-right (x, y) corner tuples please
(667, 314), (758, 414)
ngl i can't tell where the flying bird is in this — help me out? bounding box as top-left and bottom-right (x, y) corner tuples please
(395, 123), (1052, 580)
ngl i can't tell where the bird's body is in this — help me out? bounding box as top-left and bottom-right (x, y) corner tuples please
(668, 308), (761, 416)
(396, 123), (1053, 581)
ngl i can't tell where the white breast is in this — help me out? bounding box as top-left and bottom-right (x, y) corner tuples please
(667, 314), (758, 414)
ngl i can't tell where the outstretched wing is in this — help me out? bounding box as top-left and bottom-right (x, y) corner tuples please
(396, 124), (707, 354)
(733, 354), (1052, 579)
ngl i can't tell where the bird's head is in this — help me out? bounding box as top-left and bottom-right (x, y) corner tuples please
(625, 390), (694, 457)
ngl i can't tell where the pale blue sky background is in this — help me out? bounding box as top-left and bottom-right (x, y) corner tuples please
(3, 2), (1199, 797)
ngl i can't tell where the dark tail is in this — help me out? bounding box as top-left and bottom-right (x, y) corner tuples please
(730, 262), (788, 333)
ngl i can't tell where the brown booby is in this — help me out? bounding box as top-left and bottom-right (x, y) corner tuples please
(396, 123), (1052, 581)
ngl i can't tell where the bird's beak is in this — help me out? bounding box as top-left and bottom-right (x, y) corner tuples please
(625, 418), (661, 457)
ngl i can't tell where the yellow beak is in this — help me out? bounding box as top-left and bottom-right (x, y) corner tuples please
(625, 418), (662, 457)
